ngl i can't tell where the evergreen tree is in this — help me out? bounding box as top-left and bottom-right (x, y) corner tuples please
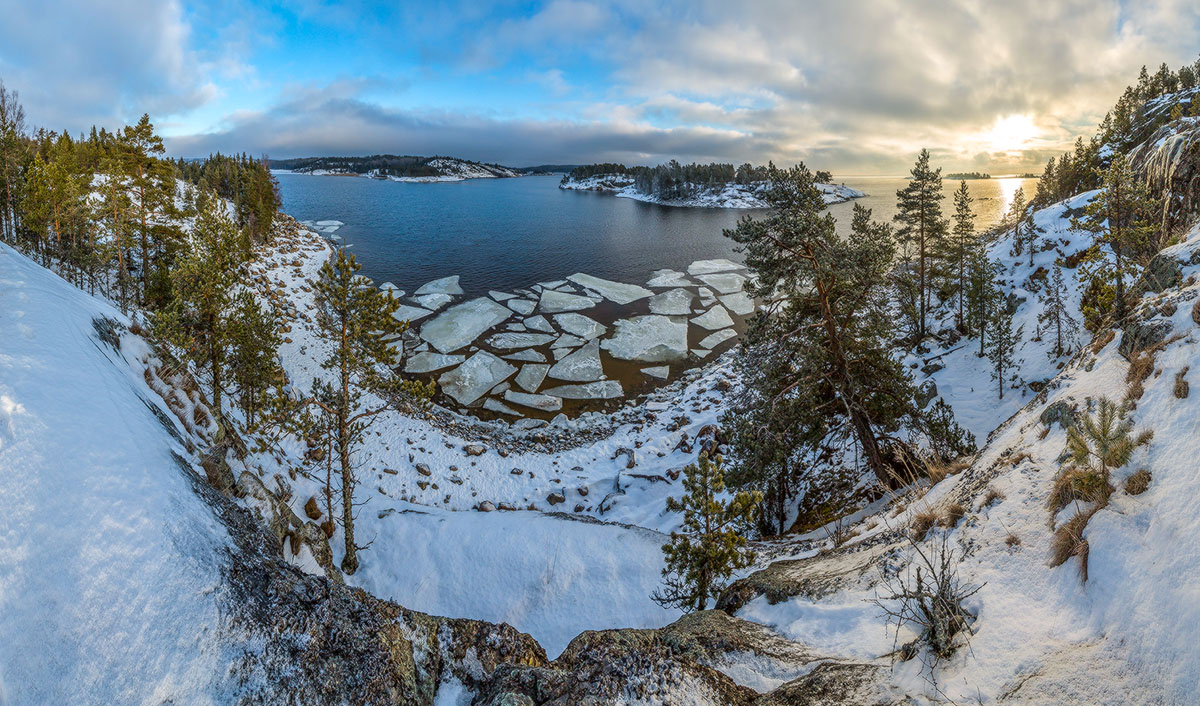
(725, 167), (916, 494)
(651, 453), (760, 613)
(1071, 154), (1160, 321)
(1037, 265), (1078, 359)
(118, 114), (177, 304)
(150, 193), (241, 423)
(229, 291), (282, 428)
(0, 80), (25, 243)
(894, 149), (946, 342)
(1034, 159), (1057, 208)
(965, 253), (999, 357)
(305, 248), (432, 574)
(948, 180), (976, 329)
(1064, 398), (1140, 483)
(1006, 187), (1033, 266)
(986, 298), (1022, 399)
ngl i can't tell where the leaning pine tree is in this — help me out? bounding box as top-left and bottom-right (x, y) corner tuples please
(306, 248), (432, 574)
(652, 453), (760, 613)
(724, 166), (917, 504)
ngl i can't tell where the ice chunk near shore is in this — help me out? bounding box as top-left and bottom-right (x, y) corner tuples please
(315, 220), (344, 227)
(548, 339), (604, 382)
(507, 299), (537, 315)
(567, 273), (652, 305)
(538, 289), (596, 313)
(687, 258), (741, 275)
(648, 288), (693, 316)
(692, 348), (714, 359)
(404, 352), (465, 374)
(552, 313), (606, 340)
(692, 305), (734, 331)
(419, 297), (512, 353)
(437, 351), (516, 405)
(486, 332), (556, 349)
(504, 389), (563, 411)
(698, 328), (738, 349)
(414, 292), (454, 311)
(538, 279), (569, 290)
(482, 398), (520, 416)
(719, 291), (756, 316)
(544, 380), (623, 399)
(416, 275), (463, 296)
(515, 363), (550, 392)
(642, 366), (670, 380)
(489, 290), (516, 302)
(552, 333), (585, 350)
(392, 304), (435, 324)
(523, 315), (555, 333)
(503, 349), (547, 363)
(646, 269), (693, 288)
(696, 272), (746, 294)
(601, 315), (688, 362)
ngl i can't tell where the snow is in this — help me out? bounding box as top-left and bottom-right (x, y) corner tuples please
(419, 297), (513, 353)
(437, 351), (516, 405)
(566, 273), (653, 305)
(547, 339), (605, 382)
(601, 315), (690, 363)
(648, 288), (694, 315)
(0, 242), (240, 703)
(551, 313), (606, 340)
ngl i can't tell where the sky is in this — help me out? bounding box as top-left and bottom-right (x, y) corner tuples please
(2, 1), (1200, 174)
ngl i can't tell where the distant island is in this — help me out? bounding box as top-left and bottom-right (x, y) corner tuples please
(559, 161), (864, 208)
(269, 154), (520, 182)
(946, 171), (992, 179)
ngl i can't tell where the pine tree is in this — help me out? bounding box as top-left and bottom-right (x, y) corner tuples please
(651, 453), (760, 613)
(306, 248), (432, 574)
(948, 180), (976, 329)
(1064, 398), (1142, 483)
(1037, 265), (1078, 359)
(118, 114), (177, 304)
(1071, 154), (1160, 321)
(725, 167), (917, 494)
(229, 291), (282, 428)
(150, 192), (241, 423)
(894, 149), (946, 342)
(1034, 159), (1057, 208)
(986, 298), (1022, 399)
(0, 80), (25, 243)
(965, 253), (999, 357)
(1006, 187), (1034, 266)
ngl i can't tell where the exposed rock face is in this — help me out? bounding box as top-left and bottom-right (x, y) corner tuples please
(1118, 320), (1173, 360)
(717, 542), (893, 614)
(1128, 119), (1200, 237)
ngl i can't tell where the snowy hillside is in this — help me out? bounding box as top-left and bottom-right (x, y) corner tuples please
(560, 172), (865, 208)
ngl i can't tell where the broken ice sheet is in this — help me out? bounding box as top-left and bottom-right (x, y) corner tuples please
(437, 351), (516, 405)
(552, 313), (606, 340)
(687, 258), (741, 275)
(543, 380), (623, 399)
(404, 352), (465, 374)
(419, 297), (512, 353)
(538, 289), (596, 313)
(646, 269), (693, 288)
(504, 389), (563, 411)
(566, 273), (652, 305)
(515, 363), (550, 392)
(691, 305), (734, 331)
(719, 291), (755, 316)
(648, 288), (693, 316)
(695, 272), (746, 295)
(600, 315), (688, 362)
(415, 275), (464, 296)
(698, 328), (738, 349)
(547, 339), (604, 382)
(486, 331), (557, 349)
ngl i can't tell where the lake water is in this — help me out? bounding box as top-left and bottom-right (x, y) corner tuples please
(275, 172), (1038, 295)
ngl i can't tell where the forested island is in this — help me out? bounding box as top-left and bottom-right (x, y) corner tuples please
(559, 160), (863, 208)
(270, 154), (520, 181)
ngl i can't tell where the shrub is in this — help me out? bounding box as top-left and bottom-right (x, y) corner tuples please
(1125, 469), (1152, 495)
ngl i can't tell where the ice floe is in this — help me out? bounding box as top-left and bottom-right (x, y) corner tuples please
(718, 291), (755, 315)
(489, 290), (516, 302)
(601, 316), (688, 362)
(415, 275), (463, 296)
(538, 289), (597, 313)
(698, 328), (738, 349)
(404, 352), (465, 374)
(648, 288), (693, 316)
(482, 398), (520, 416)
(523, 315), (555, 333)
(552, 313), (606, 340)
(646, 269), (693, 288)
(566, 273), (653, 305)
(419, 297), (512, 353)
(503, 390), (563, 412)
(514, 363), (550, 393)
(642, 366), (670, 380)
(503, 349), (547, 363)
(486, 332), (557, 349)
(687, 258), (741, 275)
(507, 299), (537, 316)
(552, 333), (585, 349)
(547, 339), (604, 382)
(691, 305), (734, 331)
(695, 272), (746, 294)
(437, 351), (516, 405)
(543, 380), (623, 400)
(392, 304), (435, 324)
(413, 292), (455, 311)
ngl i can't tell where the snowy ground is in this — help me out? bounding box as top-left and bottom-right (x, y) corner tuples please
(559, 174), (865, 208)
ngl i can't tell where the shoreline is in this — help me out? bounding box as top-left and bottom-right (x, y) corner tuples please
(559, 175), (866, 208)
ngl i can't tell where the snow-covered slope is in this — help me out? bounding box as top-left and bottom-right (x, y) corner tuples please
(0, 242), (241, 703)
(559, 173), (865, 208)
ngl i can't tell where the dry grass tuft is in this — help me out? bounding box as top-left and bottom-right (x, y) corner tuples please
(925, 460), (969, 485)
(1125, 347), (1158, 402)
(1050, 509), (1095, 581)
(984, 487), (1006, 506)
(1192, 298), (1200, 325)
(1125, 468), (1152, 496)
(1048, 468), (1112, 515)
(939, 502), (966, 528)
(1176, 367), (1191, 399)
(1091, 329), (1116, 353)
(1005, 451), (1034, 467)
(1005, 533), (1022, 548)
(910, 509), (938, 541)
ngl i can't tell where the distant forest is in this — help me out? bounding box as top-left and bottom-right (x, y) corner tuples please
(565, 160), (835, 201)
(269, 154), (514, 177)
(946, 172), (991, 179)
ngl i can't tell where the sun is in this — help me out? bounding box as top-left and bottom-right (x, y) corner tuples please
(983, 114), (1038, 154)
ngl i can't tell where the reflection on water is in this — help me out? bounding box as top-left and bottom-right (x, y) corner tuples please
(826, 176), (1039, 239)
(277, 172), (1039, 296)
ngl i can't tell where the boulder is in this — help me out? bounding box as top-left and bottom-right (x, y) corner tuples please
(1118, 320), (1173, 359)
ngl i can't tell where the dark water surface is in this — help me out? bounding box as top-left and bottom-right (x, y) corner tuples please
(275, 173), (757, 296)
